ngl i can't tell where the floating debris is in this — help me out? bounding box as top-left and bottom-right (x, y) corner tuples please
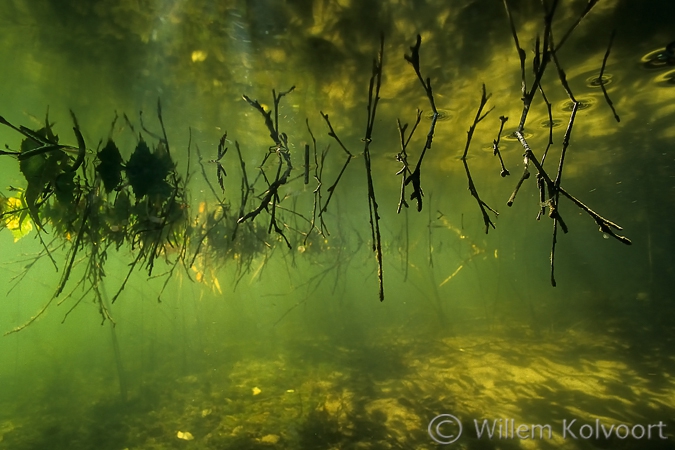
(252, 386), (262, 395)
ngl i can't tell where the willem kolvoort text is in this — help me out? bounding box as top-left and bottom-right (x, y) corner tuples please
(474, 418), (668, 440)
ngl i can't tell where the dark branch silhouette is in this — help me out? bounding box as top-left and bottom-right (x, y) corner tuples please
(461, 85), (498, 234)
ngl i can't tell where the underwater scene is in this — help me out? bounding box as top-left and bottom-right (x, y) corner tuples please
(0, 0), (674, 449)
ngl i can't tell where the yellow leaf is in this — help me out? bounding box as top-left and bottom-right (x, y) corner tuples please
(4, 197), (32, 242)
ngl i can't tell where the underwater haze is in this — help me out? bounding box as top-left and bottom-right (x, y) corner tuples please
(0, 0), (674, 449)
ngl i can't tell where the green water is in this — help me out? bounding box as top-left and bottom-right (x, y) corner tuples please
(0, 0), (674, 449)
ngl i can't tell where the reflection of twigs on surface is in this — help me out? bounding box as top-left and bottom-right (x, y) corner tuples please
(535, 39), (555, 168)
(535, 38), (555, 220)
(502, 0), (527, 99)
(403, 35), (439, 212)
(598, 30), (620, 123)
(492, 115), (510, 177)
(504, 0), (557, 133)
(461, 85), (498, 234)
(556, 0), (598, 51)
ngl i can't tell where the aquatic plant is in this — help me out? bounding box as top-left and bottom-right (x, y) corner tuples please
(0, 0), (633, 335)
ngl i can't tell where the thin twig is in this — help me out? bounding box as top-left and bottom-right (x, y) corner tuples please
(362, 33), (386, 301)
(492, 115), (510, 177)
(403, 34), (440, 212)
(461, 84), (498, 234)
(319, 112), (353, 215)
(304, 118), (328, 244)
(598, 30), (620, 122)
(396, 110), (422, 213)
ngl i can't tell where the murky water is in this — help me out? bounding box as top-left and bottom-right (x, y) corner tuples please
(0, 1), (674, 449)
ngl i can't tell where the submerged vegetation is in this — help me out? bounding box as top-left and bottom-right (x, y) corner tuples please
(3, 1), (675, 449)
(0, 0), (634, 333)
